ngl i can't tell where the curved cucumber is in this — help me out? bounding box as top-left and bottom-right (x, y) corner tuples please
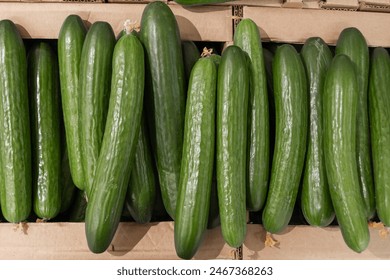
(369, 48), (390, 226)
(140, 1), (186, 219)
(217, 45), (249, 248)
(58, 14), (87, 190)
(85, 33), (144, 253)
(323, 54), (370, 253)
(28, 41), (62, 220)
(335, 27), (375, 220)
(262, 44), (308, 234)
(234, 18), (269, 212)
(78, 21), (115, 198)
(125, 115), (157, 224)
(0, 19), (32, 223)
(300, 37), (335, 227)
(175, 57), (217, 259)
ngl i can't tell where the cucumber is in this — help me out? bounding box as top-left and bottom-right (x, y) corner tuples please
(234, 18), (269, 212)
(0, 20), (32, 223)
(323, 53), (370, 253)
(182, 40), (200, 82)
(125, 115), (157, 224)
(58, 15), (87, 191)
(217, 45), (249, 248)
(85, 33), (144, 253)
(28, 41), (62, 220)
(78, 21), (115, 198)
(174, 57), (217, 259)
(369, 47), (390, 226)
(300, 37), (335, 227)
(335, 27), (375, 220)
(59, 146), (76, 214)
(68, 190), (87, 222)
(262, 44), (308, 234)
(140, 1), (186, 219)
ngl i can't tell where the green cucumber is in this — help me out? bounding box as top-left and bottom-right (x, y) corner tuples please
(217, 45), (249, 248)
(59, 146), (76, 214)
(234, 18), (269, 212)
(300, 37), (335, 227)
(335, 27), (375, 220)
(125, 115), (157, 224)
(323, 53), (370, 253)
(262, 44), (308, 234)
(369, 47), (390, 226)
(0, 20), (32, 223)
(58, 15), (87, 191)
(78, 21), (115, 198)
(140, 1), (186, 219)
(175, 57), (217, 259)
(85, 33), (144, 253)
(69, 189), (87, 222)
(182, 41), (200, 82)
(28, 41), (61, 220)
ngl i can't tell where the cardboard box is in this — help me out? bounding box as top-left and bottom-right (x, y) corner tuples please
(243, 6), (390, 47)
(320, 0), (360, 10)
(359, 0), (390, 12)
(0, 222), (389, 259)
(0, 2), (233, 42)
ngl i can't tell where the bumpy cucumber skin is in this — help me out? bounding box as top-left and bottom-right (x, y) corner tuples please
(0, 20), (32, 223)
(369, 48), (390, 226)
(217, 45), (249, 248)
(78, 21), (115, 198)
(335, 27), (375, 220)
(125, 115), (157, 224)
(58, 15), (87, 191)
(300, 37), (335, 227)
(234, 18), (270, 212)
(28, 42), (62, 220)
(175, 57), (217, 259)
(85, 34), (144, 254)
(323, 54), (370, 253)
(262, 44), (308, 234)
(140, 1), (186, 220)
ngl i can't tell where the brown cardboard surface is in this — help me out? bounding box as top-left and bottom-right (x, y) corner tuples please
(0, 2), (232, 41)
(0, 223), (389, 259)
(282, 0), (304, 8)
(244, 6), (390, 47)
(359, 0), (390, 12)
(320, 0), (359, 9)
(303, 0), (321, 8)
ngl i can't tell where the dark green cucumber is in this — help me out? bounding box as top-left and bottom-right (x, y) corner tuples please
(217, 45), (249, 248)
(234, 18), (269, 212)
(262, 44), (308, 234)
(175, 57), (217, 259)
(60, 146), (76, 214)
(28, 41), (62, 220)
(69, 190), (87, 222)
(125, 115), (157, 224)
(78, 21), (115, 198)
(0, 20), (32, 223)
(300, 37), (335, 227)
(140, 1), (186, 219)
(323, 54), (369, 253)
(58, 15), (87, 191)
(85, 33), (144, 253)
(335, 27), (375, 220)
(182, 40), (200, 82)
(369, 48), (390, 226)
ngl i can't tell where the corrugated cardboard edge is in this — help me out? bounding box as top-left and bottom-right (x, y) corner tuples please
(359, 1), (390, 11)
(320, 0), (359, 10)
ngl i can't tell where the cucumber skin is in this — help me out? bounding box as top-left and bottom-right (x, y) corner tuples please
(217, 45), (249, 248)
(140, 1), (186, 220)
(78, 21), (115, 198)
(234, 18), (270, 212)
(262, 44), (308, 234)
(300, 37), (335, 227)
(0, 20), (32, 223)
(58, 15), (87, 191)
(28, 42), (62, 220)
(125, 115), (157, 224)
(369, 48), (390, 226)
(335, 28), (375, 220)
(323, 54), (370, 253)
(59, 146), (76, 214)
(175, 57), (217, 259)
(85, 34), (144, 254)
(182, 41), (200, 82)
